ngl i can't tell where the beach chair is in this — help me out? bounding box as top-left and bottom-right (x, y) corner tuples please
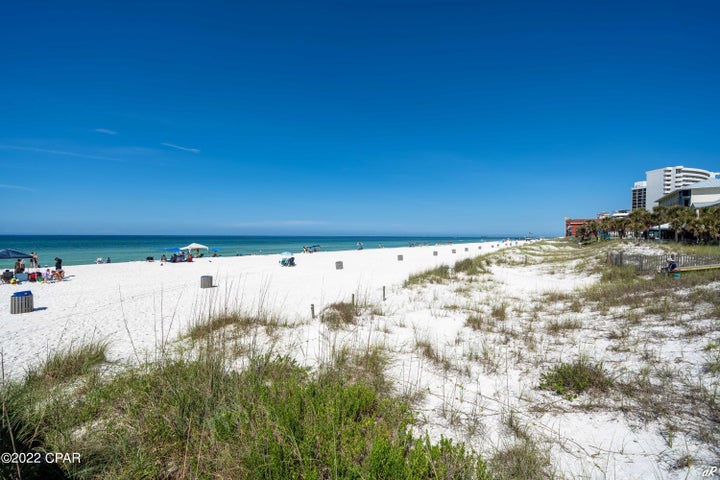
(280, 257), (296, 267)
(1, 270), (14, 284)
(14, 273), (29, 283)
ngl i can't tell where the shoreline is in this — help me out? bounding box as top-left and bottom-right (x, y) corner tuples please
(0, 234), (520, 268)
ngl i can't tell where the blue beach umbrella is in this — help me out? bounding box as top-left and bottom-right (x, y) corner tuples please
(0, 249), (33, 259)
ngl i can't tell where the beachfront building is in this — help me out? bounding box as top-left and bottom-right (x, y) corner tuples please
(565, 218), (595, 237)
(631, 181), (647, 210)
(632, 166), (718, 211)
(656, 177), (720, 209)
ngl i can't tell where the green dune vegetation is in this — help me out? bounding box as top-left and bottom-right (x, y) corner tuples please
(1, 344), (492, 480)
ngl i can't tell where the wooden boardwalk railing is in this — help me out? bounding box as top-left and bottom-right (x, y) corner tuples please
(606, 252), (720, 273)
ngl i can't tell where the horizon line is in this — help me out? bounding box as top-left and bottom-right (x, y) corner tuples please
(0, 232), (545, 238)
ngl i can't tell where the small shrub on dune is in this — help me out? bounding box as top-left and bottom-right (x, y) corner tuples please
(320, 301), (358, 329)
(704, 342), (720, 374)
(543, 291), (572, 303)
(539, 357), (613, 400)
(465, 313), (489, 331)
(454, 257), (490, 276)
(600, 265), (638, 284)
(490, 439), (550, 480)
(491, 303), (508, 321)
(546, 318), (582, 335)
(403, 265), (451, 287)
(189, 311), (287, 341)
(188, 313), (244, 340)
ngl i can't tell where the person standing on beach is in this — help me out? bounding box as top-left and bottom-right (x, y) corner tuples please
(55, 257), (62, 271)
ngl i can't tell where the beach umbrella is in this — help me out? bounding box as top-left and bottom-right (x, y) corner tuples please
(0, 248), (33, 259)
(180, 243), (209, 251)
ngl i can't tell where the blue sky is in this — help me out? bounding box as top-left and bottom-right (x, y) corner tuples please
(2, 1), (719, 236)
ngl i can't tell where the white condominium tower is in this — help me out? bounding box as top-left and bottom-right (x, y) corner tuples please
(632, 166), (718, 211)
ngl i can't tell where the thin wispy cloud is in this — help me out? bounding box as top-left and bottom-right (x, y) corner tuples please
(228, 220), (328, 228)
(0, 184), (35, 192)
(161, 142), (200, 154)
(280, 220), (328, 226)
(94, 128), (118, 135)
(0, 145), (121, 162)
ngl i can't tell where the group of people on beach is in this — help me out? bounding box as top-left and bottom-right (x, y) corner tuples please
(12, 251), (41, 274)
(160, 253), (193, 263)
(3, 255), (65, 284)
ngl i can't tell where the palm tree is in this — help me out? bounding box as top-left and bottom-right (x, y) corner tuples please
(628, 209), (653, 241)
(584, 220), (600, 240)
(666, 206), (696, 242)
(610, 217), (629, 239)
(699, 207), (720, 244)
(599, 217), (613, 238)
(575, 224), (588, 241)
(652, 205), (669, 226)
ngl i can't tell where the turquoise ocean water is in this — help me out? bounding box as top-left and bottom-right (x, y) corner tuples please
(0, 235), (509, 268)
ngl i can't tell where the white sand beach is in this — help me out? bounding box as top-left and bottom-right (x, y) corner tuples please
(1, 239), (717, 479)
(0, 241), (509, 377)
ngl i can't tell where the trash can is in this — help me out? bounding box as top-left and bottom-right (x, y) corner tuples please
(200, 275), (213, 288)
(452, 249), (456, 254)
(397, 255), (403, 261)
(11, 291), (33, 314)
(335, 261), (344, 270)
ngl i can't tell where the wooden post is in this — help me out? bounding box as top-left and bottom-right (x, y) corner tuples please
(351, 293), (355, 306)
(383, 286), (386, 301)
(311, 304), (316, 319)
